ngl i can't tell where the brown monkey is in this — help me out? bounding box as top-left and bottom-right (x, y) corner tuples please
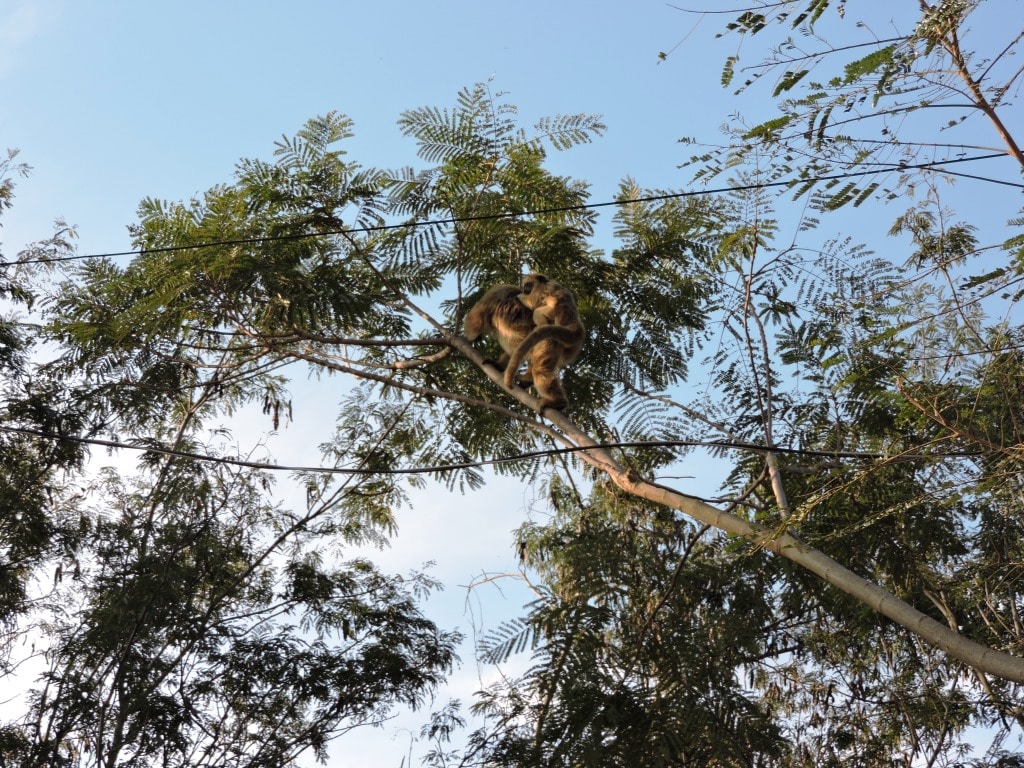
(503, 273), (586, 411)
(463, 283), (538, 378)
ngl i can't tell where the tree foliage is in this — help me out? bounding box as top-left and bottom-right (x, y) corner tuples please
(1, 155), (458, 766)
(2, 7), (1024, 761)
(680, 0), (1024, 229)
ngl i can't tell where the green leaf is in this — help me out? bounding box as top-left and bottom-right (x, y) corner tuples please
(722, 55), (739, 87)
(843, 45), (896, 85)
(773, 69), (809, 97)
(744, 115), (793, 141)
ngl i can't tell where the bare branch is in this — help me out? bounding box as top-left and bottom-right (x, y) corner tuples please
(539, 410), (1024, 683)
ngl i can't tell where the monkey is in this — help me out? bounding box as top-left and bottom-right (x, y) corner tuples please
(503, 273), (586, 411)
(522, 279), (571, 329)
(462, 283), (539, 379)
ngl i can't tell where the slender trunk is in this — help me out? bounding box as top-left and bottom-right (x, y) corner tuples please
(445, 332), (1024, 682)
(944, 26), (1024, 170)
(540, 406), (1024, 684)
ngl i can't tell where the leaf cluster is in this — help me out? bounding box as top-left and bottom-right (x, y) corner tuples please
(13, 454), (458, 768)
(688, 0), (1024, 220)
(465, 483), (787, 767)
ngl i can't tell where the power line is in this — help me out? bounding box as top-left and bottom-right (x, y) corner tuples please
(0, 423), (983, 478)
(927, 167), (1024, 188)
(2, 153), (1015, 269)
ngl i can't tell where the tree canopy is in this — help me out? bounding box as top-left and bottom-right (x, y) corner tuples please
(3, 1), (1024, 766)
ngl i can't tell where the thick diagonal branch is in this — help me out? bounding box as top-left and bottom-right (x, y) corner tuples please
(536, 407), (1024, 684)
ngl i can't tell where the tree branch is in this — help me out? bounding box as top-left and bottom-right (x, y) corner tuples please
(536, 410), (1024, 684)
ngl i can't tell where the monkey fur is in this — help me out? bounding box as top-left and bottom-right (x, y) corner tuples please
(463, 283), (538, 379)
(503, 273), (586, 411)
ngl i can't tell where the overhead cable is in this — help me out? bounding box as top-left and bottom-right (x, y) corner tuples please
(3, 152), (1014, 268)
(0, 423), (983, 477)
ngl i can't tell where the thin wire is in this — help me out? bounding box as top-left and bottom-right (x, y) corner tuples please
(925, 167), (1024, 188)
(2, 153), (1015, 268)
(0, 153), (1013, 476)
(0, 423), (983, 478)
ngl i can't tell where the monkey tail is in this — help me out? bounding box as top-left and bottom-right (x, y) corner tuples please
(502, 325), (580, 388)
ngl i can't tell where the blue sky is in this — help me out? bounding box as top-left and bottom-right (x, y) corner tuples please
(1, 1), (740, 259)
(3, 2), (1023, 766)
(1, 4), (742, 765)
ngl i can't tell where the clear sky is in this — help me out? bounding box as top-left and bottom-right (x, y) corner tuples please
(2, 2), (1021, 766)
(0, 1), (741, 259)
(0, 4), (740, 765)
